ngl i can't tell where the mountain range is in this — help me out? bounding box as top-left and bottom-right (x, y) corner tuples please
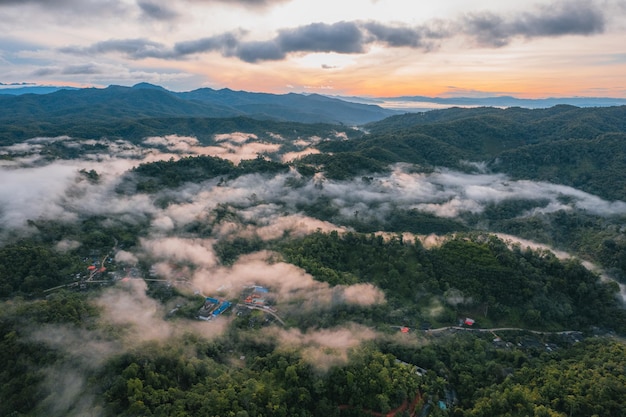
(4, 83), (625, 115)
(0, 83), (397, 126)
(349, 94), (626, 110)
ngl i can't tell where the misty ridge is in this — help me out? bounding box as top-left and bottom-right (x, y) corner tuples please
(2, 129), (626, 240)
(1, 100), (626, 417)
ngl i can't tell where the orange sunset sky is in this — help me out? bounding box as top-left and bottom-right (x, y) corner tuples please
(1, 0), (625, 98)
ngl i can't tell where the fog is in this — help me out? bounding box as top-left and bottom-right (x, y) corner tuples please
(2, 129), (625, 397)
(95, 279), (231, 345)
(27, 324), (121, 417)
(2, 130), (624, 297)
(187, 251), (385, 313)
(3, 134), (625, 239)
(274, 324), (378, 370)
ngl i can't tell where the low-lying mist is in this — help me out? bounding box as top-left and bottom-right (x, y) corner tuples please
(3, 129), (626, 416)
(2, 134), (625, 310)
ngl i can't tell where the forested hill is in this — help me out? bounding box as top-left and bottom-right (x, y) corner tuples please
(321, 105), (626, 201)
(0, 115), (361, 145)
(364, 105), (626, 137)
(2, 97), (625, 200)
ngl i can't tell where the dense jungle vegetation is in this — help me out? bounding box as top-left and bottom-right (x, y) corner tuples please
(2, 220), (626, 416)
(2, 104), (626, 416)
(2, 287), (625, 417)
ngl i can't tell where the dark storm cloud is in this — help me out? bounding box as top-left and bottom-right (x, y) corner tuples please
(137, 0), (179, 20)
(462, 0), (605, 47)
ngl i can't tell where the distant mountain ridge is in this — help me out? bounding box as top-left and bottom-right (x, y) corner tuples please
(0, 83), (398, 126)
(5, 83), (625, 116)
(0, 85), (79, 95)
(338, 94), (626, 110)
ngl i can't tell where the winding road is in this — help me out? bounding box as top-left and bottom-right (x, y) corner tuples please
(425, 326), (582, 335)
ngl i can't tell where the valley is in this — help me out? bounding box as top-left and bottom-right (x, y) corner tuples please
(1, 95), (625, 417)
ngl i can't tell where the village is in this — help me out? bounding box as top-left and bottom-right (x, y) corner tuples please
(45, 248), (590, 353)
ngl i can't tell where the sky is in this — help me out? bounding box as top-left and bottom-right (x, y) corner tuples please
(1, 0), (625, 97)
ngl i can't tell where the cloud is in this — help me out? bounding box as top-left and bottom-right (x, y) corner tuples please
(3, 131), (626, 248)
(515, 0), (605, 37)
(115, 249), (139, 265)
(277, 21), (365, 54)
(55, 1), (610, 64)
(55, 239), (81, 252)
(281, 148), (320, 162)
(342, 283), (386, 306)
(59, 63), (103, 75)
(361, 21), (436, 48)
(26, 324), (122, 417)
(0, 142), (44, 154)
(273, 324), (377, 370)
(245, 212), (346, 240)
(189, 251), (385, 314)
(214, 132), (258, 144)
(443, 288), (473, 307)
(96, 279), (230, 345)
(462, 0), (605, 47)
(143, 134), (206, 152)
(0, 137), (180, 234)
(184, 0), (290, 7)
(60, 38), (169, 59)
(96, 279), (176, 342)
(30, 325), (121, 370)
(0, 0), (129, 18)
(29, 62), (190, 85)
(234, 40), (285, 62)
(173, 32), (241, 57)
(173, 21), (367, 63)
(0, 81), (36, 86)
(194, 142), (280, 163)
(137, 0), (179, 21)
(0, 164), (79, 228)
(140, 237), (218, 268)
(57, 21), (428, 63)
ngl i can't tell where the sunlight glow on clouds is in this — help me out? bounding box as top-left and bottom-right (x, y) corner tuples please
(0, 0), (624, 96)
